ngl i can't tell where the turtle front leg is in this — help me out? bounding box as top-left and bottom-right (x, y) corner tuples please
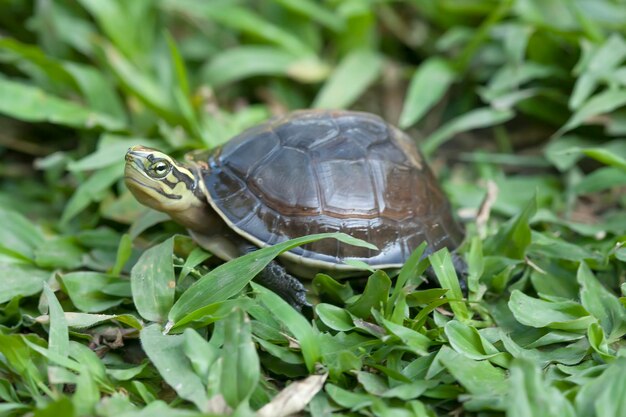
(256, 260), (310, 311)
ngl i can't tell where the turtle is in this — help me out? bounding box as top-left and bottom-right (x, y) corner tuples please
(124, 110), (465, 310)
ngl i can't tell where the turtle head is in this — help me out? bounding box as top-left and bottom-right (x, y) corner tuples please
(124, 145), (205, 216)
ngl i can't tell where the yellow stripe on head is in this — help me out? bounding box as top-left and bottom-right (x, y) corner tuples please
(124, 146), (203, 214)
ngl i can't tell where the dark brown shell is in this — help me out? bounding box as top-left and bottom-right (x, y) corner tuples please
(198, 110), (463, 268)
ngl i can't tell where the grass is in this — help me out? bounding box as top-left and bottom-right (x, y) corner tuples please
(1, 0), (626, 416)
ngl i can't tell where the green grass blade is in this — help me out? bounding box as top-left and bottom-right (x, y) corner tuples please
(0, 78), (125, 131)
(429, 249), (470, 322)
(139, 324), (210, 412)
(274, 0), (345, 32)
(42, 283), (69, 359)
(130, 236), (176, 323)
(167, 232), (376, 326)
(220, 309), (260, 409)
(421, 107), (514, 157)
(313, 49), (383, 109)
(253, 283), (320, 373)
(399, 58), (456, 128)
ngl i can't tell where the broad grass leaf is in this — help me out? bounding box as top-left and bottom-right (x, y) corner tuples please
(168, 232), (376, 325)
(68, 134), (165, 172)
(399, 58), (456, 128)
(313, 49), (383, 109)
(255, 338), (306, 369)
(202, 46), (301, 87)
(170, 298), (254, 330)
(274, 0), (344, 31)
(140, 324), (210, 412)
(573, 167), (626, 194)
(183, 329), (218, 382)
(312, 273), (354, 303)
(577, 262), (626, 341)
(111, 233), (132, 276)
(437, 346), (507, 399)
(0, 207), (45, 261)
(42, 284), (69, 359)
(452, 0), (512, 74)
(575, 359), (626, 417)
(0, 334), (47, 398)
(35, 312), (142, 330)
(0, 78), (124, 130)
(165, 32), (190, 97)
(69, 344), (108, 415)
(580, 140), (626, 170)
(177, 247), (209, 277)
(32, 397), (75, 417)
(388, 242), (428, 314)
(444, 321), (508, 364)
(380, 380), (437, 400)
(0, 37), (77, 89)
(78, 0), (155, 65)
(508, 290), (594, 331)
(0, 264), (50, 304)
(325, 384), (373, 409)
(164, 0), (311, 56)
(69, 342), (111, 389)
(346, 270), (391, 319)
(557, 89), (626, 136)
(61, 163), (123, 225)
(23, 338), (82, 373)
(0, 37), (124, 124)
(254, 283), (320, 373)
(356, 372), (386, 395)
(484, 62), (558, 102)
(63, 63), (127, 122)
(32, 1), (96, 55)
(132, 380), (156, 403)
(528, 231), (600, 262)
(207, 5), (314, 55)
(587, 322), (614, 362)
(467, 237), (484, 294)
(524, 330), (585, 349)
(429, 249), (470, 321)
(590, 362), (626, 417)
(544, 135), (595, 171)
(129, 209), (170, 240)
(484, 195), (535, 259)
(570, 34), (626, 109)
(406, 288), (449, 306)
(131, 237), (175, 323)
(220, 309), (260, 409)
(421, 107), (513, 157)
(107, 363), (148, 382)
(499, 332), (588, 368)
(377, 313), (431, 356)
(316, 304), (355, 331)
(507, 358), (577, 417)
(59, 272), (126, 313)
(102, 43), (183, 125)
(34, 237), (84, 270)
(72, 368), (98, 416)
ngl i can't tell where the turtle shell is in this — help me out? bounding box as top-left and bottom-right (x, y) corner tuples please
(194, 110), (463, 270)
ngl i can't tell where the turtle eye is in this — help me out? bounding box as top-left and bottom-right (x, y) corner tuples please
(149, 160), (171, 179)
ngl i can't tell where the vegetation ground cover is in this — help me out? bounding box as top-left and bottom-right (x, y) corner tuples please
(1, 1), (626, 416)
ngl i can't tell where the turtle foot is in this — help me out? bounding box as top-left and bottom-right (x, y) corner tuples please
(255, 260), (311, 311)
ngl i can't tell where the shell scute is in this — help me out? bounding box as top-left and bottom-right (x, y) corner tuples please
(202, 110), (463, 268)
